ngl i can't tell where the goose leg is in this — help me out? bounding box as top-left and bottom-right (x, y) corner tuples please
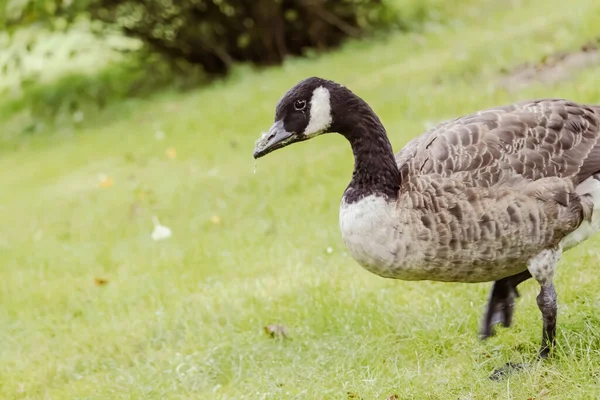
(527, 248), (561, 358)
(489, 249), (560, 380)
(480, 270), (532, 339)
(536, 283), (558, 358)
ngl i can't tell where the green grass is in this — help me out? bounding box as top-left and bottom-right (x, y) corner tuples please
(4, 0), (600, 398)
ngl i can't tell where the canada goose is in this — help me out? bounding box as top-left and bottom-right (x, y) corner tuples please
(253, 77), (600, 374)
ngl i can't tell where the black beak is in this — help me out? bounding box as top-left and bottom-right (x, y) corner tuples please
(253, 120), (297, 159)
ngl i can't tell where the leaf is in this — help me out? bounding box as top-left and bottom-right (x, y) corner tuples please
(264, 324), (288, 339)
(98, 174), (114, 188)
(94, 277), (108, 286)
(165, 147), (177, 159)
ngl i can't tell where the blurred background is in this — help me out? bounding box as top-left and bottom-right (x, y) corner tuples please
(1, 0), (405, 133)
(2, 0), (600, 398)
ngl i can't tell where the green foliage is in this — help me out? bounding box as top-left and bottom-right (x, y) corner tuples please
(1, 0), (92, 30)
(0, 0), (405, 132)
(83, 0), (399, 75)
(3, 0), (401, 75)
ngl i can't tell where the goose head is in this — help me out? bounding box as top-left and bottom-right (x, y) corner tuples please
(254, 77), (344, 159)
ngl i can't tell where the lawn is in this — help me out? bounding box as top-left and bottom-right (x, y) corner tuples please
(3, 0), (600, 398)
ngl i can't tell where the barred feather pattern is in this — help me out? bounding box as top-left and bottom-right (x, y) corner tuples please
(382, 100), (600, 282)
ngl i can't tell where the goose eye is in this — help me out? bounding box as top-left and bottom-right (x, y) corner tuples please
(294, 99), (306, 111)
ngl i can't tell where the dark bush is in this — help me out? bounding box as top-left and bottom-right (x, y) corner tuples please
(1, 0), (406, 131)
(87, 0), (398, 75)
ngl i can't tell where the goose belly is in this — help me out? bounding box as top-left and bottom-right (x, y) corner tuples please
(339, 195), (530, 283)
(339, 178), (600, 283)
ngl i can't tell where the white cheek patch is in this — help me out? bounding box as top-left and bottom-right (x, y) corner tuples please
(304, 86), (332, 137)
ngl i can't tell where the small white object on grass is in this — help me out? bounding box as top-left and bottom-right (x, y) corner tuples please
(326, 246), (333, 254)
(151, 216), (172, 241)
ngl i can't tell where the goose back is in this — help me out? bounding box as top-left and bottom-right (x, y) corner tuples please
(396, 99), (600, 186)
(373, 99), (600, 282)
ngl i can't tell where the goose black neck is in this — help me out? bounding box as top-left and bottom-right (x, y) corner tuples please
(337, 100), (400, 204)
